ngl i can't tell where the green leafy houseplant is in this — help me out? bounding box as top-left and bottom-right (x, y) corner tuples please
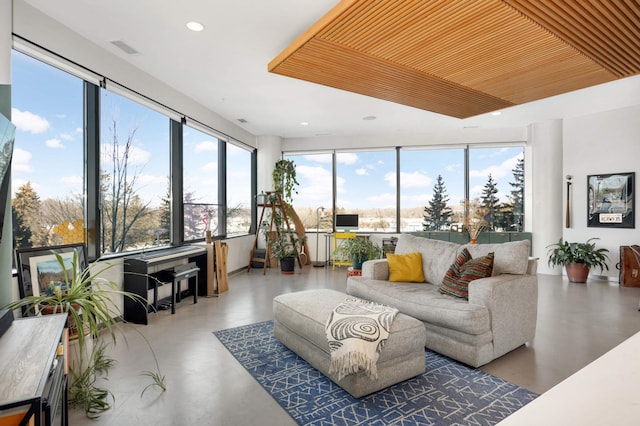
(272, 159), (299, 203)
(333, 237), (381, 270)
(547, 237), (610, 283)
(4, 251), (166, 418)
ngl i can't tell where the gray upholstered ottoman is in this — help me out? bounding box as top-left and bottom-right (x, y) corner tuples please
(273, 289), (426, 397)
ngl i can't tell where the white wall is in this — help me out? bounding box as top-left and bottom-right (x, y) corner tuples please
(562, 105), (640, 280)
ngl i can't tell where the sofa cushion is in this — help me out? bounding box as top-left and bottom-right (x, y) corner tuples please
(461, 239), (530, 275)
(440, 251), (494, 299)
(346, 277), (491, 336)
(387, 252), (425, 283)
(394, 234), (459, 285)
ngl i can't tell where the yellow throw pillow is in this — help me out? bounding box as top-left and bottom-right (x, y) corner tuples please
(387, 252), (425, 283)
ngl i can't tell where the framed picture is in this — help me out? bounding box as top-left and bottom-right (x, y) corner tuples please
(587, 172), (635, 228)
(15, 244), (88, 305)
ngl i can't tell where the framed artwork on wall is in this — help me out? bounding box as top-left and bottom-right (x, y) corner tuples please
(587, 172), (635, 228)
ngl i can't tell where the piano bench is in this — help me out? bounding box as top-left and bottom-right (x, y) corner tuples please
(165, 262), (200, 315)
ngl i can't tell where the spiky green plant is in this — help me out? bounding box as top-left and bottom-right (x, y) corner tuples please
(4, 250), (167, 418)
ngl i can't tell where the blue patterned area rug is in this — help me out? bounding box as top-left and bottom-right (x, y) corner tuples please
(213, 320), (537, 426)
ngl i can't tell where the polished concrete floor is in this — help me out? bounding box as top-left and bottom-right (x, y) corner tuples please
(69, 266), (640, 425)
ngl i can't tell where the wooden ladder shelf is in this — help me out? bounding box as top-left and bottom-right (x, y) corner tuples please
(247, 191), (302, 275)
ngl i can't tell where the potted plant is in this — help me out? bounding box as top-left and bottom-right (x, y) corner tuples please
(333, 237), (381, 270)
(4, 251), (166, 418)
(547, 237), (610, 283)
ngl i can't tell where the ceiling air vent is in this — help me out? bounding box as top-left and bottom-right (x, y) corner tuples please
(109, 40), (140, 55)
(237, 118), (248, 123)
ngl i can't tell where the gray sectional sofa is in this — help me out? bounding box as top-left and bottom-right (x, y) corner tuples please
(346, 233), (538, 367)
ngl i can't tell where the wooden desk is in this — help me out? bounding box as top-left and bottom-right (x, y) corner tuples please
(497, 331), (640, 425)
(0, 314), (67, 426)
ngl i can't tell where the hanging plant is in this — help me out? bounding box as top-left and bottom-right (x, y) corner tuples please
(272, 159), (299, 203)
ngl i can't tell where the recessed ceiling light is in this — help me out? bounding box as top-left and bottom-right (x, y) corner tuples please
(362, 115), (377, 121)
(491, 111), (502, 116)
(300, 122), (309, 126)
(186, 21), (205, 32)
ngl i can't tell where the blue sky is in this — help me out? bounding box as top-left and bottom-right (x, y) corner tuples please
(10, 50), (251, 209)
(288, 146), (524, 210)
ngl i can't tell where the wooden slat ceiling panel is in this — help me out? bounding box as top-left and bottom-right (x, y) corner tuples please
(268, 0), (640, 119)
(275, 38), (514, 118)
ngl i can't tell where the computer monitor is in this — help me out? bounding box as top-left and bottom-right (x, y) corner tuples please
(335, 214), (358, 231)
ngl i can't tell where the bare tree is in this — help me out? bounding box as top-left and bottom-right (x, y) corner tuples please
(101, 118), (152, 253)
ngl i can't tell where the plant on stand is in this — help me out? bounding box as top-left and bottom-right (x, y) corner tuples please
(262, 208), (306, 274)
(333, 237), (381, 270)
(547, 237), (610, 283)
(4, 252), (166, 419)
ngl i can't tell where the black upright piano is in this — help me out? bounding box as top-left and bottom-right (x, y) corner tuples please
(123, 245), (207, 324)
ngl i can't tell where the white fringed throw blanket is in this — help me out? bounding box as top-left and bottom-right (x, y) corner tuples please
(325, 297), (399, 381)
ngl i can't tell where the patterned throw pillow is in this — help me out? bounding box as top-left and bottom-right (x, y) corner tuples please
(387, 252), (426, 283)
(440, 251), (494, 299)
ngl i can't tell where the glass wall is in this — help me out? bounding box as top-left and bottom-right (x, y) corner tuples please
(99, 89), (170, 254)
(182, 125), (220, 241)
(226, 143), (252, 235)
(400, 148), (465, 232)
(335, 150), (397, 232)
(283, 152), (333, 231)
(11, 47), (254, 258)
(285, 145), (525, 235)
(468, 146), (525, 231)
(10, 50), (84, 249)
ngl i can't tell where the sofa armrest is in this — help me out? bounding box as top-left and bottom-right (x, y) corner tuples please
(527, 257), (539, 275)
(361, 259), (390, 280)
(468, 274), (538, 358)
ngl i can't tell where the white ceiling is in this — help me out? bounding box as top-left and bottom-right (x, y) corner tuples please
(22, 0), (640, 139)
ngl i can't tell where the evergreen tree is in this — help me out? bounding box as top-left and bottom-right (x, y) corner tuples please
(13, 182), (47, 246)
(509, 157), (525, 231)
(12, 205), (32, 249)
(423, 174), (453, 231)
(480, 174), (500, 231)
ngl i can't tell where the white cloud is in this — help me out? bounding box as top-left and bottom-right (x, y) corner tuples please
(355, 168), (368, 176)
(59, 133), (74, 141)
(446, 163), (462, 172)
(336, 152), (358, 165)
(45, 138), (64, 148)
(195, 140), (218, 152)
(366, 192), (396, 206)
(75, 127), (83, 133)
(469, 154), (520, 180)
(294, 165), (333, 202)
(11, 108), (50, 134)
(11, 148), (32, 173)
(138, 173), (166, 186)
(303, 153), (332, 163)
(60, 175), (82, 186)
(201, 162), (217, 171)
(100, 144), (150, 165)
(401, 171), (432, 188)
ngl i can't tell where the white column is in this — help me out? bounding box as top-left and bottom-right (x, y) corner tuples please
(0, 0), (12, 306)
(256, 135), (283, 193)
(529, 120), (563, 275)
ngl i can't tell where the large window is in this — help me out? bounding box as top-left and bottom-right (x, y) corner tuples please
(400, 148), (465, 232)
(335, 150), (397, 232)
(182, 125), (220, 241)
(284, 145), (525, 234)
(468, 146), (525, 231)
(11, 50), (85, 249)
(11, 46), (254, 259)
(284, 152), (333, 231)
(99, 89), (170, 254)
(226, 143), (252, 235)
